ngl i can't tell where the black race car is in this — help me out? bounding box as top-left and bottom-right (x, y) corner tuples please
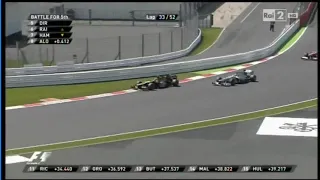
(131, 80), (157, 91)
(131, 74), (179, 90)
(213, 69), (257, 86)
(155, 74), (179, 88)
(301, 51), (317, 60)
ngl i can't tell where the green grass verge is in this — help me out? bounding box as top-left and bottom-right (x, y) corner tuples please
(6, 60), (24, 68)
(6, 73), (197, 107)
(189, 28), (222, 56)
(6, 99), (317, 156)
(278, 27), (306, 54)
(6, 28), (223, 107)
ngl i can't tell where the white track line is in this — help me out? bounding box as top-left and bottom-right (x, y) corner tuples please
(278, 27), (308, 55)
(6, 155), (30, 164)
(240, 2), (261, 23)
(7, 98), (317, 151)
(197, 28), (226, 55)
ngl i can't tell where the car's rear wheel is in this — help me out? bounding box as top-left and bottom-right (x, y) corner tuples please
(172, 79), (179, 86)
(147, 83), (155, 90)
(158, 81), (167, 88)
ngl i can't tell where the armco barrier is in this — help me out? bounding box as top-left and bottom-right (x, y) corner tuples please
(6, 21), (300, 88)
(6, 29), (202, 76)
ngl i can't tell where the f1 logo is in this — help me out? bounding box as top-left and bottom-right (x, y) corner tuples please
(27, 151), (52, 164)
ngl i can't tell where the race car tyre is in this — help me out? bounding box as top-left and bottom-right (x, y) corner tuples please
(172, 79), (179, 86)
(230, 79), (236, 86)
(251, 75), (257, 82)
(234, 78), (239, 84)
(224, 83), (232, 87)
(158, 81), (168, 88)
(147, 83), (156, 90)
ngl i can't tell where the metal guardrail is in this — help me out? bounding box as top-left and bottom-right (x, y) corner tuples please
(6, 20), (300, 88)
(6, 29), (202, 76)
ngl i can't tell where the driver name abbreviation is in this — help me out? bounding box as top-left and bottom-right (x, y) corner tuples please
(38, 33), (50, 38)
(29, 20), (73, 27)
(30, 32), (72, 38)
(29, 26), (73, 32)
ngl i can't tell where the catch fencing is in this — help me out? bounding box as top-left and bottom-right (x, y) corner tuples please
(7, 28), (191, 65)
(6, 2), (201, 68)
(6, 20), (300, 88)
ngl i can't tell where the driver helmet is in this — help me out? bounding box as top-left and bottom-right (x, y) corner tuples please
(137, 81), (142, 84)
(170, 74), (177, 78)
(244, 69), (251, 73)
(217, 77), (222, 81)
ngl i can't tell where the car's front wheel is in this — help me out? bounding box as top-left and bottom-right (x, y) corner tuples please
(251, 75), (257, 82)
(147, 83), (156, 90)
(158, 81), (167, 88)
(230, 79), (236, 86)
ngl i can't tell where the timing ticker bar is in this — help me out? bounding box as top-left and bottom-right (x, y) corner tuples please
(23, 165), (296, 173)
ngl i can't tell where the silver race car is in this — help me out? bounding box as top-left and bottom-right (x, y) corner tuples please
(213, 69), (257, 87)
(213, 76), (236, 86)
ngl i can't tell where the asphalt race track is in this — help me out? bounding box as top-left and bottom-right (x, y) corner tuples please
(6, 8), (318, 180)
(134, 2), (298, 65)
(6, 107), (317, 179)
(6, 10), (318, 150)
